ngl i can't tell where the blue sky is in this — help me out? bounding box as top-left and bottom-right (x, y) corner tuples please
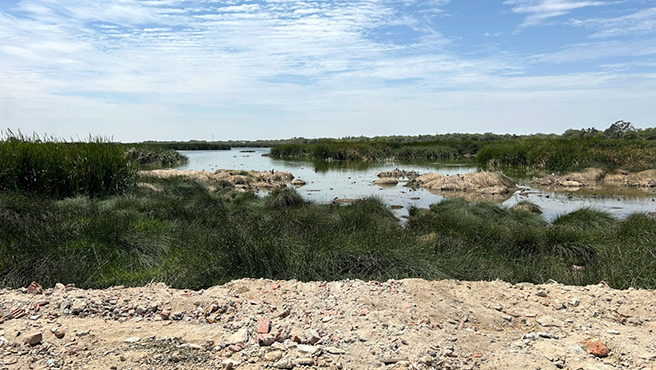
(1, 0), (655, 141)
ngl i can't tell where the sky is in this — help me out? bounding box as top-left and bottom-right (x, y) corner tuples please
(1, 0), (655, 141)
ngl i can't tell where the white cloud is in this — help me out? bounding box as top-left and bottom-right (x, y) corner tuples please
(504, 0), (606, 27)
(571, 7), (656, 37)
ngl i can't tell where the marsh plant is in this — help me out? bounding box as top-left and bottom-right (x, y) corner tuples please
(0, 131), (135, 198)
(1, 176), (655, 290)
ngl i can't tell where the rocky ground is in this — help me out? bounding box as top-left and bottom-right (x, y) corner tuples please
(1, 279), (655, 370)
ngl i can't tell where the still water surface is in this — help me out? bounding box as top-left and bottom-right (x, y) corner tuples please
(176, 148), (656, 221)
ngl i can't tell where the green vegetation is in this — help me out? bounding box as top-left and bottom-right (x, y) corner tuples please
(124, 145), (189, 168)
(476, 138), (656, 172)
(269, 122), (656, 173)
(1, 175), (655, 290)
(0, 132), (135, 198)
(138, 141), (230, 151)
(271, 140), (476, 161)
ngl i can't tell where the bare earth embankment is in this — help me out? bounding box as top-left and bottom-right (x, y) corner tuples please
(1, 279), (655, 370)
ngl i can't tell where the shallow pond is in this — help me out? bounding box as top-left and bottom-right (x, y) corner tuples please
(176, 148), (656, 221)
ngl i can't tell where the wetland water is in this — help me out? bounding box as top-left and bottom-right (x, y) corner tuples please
(176, 148), (656, 221)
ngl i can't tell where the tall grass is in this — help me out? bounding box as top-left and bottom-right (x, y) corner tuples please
(271, 140), (477, 161)
(477, 138), (656, 172)
(124, 145), (188, 168)
(0, 131), (135, 198)
(1, 177), (655, 290)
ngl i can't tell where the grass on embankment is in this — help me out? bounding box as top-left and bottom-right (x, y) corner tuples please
(1, 177), (655, 290)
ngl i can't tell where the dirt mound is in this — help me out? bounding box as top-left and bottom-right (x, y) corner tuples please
(140, 169), (295, 191)
(2, 279), (653, 369)
(409, 172), (517, 195)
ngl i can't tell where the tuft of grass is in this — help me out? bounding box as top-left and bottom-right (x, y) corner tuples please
(265, 187), (306, 208)
(512, 201), (543, 214)
(552, 208), (615, 230)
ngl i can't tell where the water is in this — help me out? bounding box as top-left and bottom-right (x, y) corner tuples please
(176, 148), (656, 221)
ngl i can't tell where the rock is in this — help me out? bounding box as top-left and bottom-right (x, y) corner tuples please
(177, 343), (202, 350)
(23, 332), (42, 346)
(71, 299), (86, 315)
(291, 179), (306, 186)
(308, 329), (321, 345)
(295, 358), (314, 366)
(227, 328), (249, 344)
(586, 340), (610, 357)
(290, 328), (305, 343)
(561, 180), (583, 187)
(257, 317), (271, 334)
(76, 330), (90, 337)
(375, 178), (399, 186)
(537, 332), (558, 339)
(265, 351), (284, 361)
(54, 283), (65, 290)
(324, 346), (346, 355)
(381, 358), (408, 365)
(258, 333), (275, 346)
(273, 359), (295, 369)
(536, 317), (563, 327)
(124, 337), (141, 344)
(296, 344), (320, 355)
(54, 328), (66, 339)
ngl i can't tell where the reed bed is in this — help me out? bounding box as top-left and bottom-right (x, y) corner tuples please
(477, 138), (656, 172)
(0, 132), (135, 198)
(124, 144), (189, 168)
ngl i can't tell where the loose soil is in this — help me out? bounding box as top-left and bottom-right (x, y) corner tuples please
(1, 279), (655, 370)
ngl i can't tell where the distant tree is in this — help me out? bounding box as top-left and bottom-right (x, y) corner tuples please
(604, 120), (635, 139)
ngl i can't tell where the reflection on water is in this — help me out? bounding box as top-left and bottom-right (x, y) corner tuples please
(175, 148), (656, 220)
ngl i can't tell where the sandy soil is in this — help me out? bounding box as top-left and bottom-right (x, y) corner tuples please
(1, 279), (655, 370)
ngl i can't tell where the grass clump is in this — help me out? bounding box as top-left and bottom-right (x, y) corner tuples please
(124, 145), (188, 168)
(0, 131), (135, 198)
(265, 187), (306, 208)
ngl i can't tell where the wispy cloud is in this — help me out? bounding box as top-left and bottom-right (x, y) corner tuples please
(504, 0), (607, 27)
(571, 6), (656, 37)
(1, 0), (655, 139)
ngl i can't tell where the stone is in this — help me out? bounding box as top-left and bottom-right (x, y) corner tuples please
(23, 332), (42, 346)
(124, 337), (140, 344)
(295, 358), (314, 366)
(297, 344), (320, 355)
(265, 351), (284, 361)
(586, 340), (610, 357)
(274, 359), (295, 369)
(536, 317), (563, 327)
(71, 299), (87, 315)
(258, 333), (275, 346)
(324, 347), (346, 355)
(308, 329), (321, 345)
(257, 317), (271, 334)
(227, 328), (249, 344)
(177, 343), (202, 350)
(54, 328), (65, 339)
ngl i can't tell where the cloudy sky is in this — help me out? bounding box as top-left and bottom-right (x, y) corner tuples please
(1, 0), (655, 141)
